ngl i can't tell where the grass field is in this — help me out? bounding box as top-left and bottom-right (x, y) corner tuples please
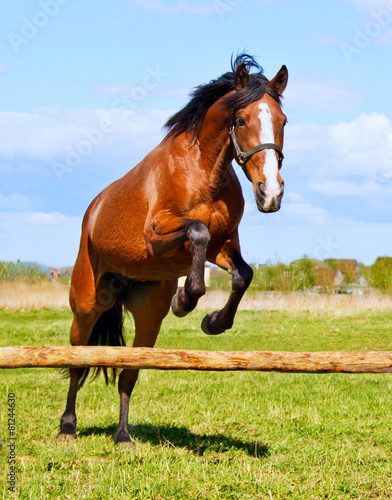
(1, 300), (392, 498)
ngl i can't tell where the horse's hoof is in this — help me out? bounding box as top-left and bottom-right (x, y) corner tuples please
(201, 313), (226, 335)
(112, 431), (135, 448)
(56, 432), (76, 443)
(171, 291), (189, 318)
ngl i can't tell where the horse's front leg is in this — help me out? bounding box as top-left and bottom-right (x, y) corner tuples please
(202, 232), (253, 335)
(147, 216), (210, 317)
(171, 219), (210, 316)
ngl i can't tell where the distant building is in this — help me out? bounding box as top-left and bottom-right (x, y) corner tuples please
(49, 267), (62, 281)
(350, 275), (370, 295)
(313, 259), (364, 293)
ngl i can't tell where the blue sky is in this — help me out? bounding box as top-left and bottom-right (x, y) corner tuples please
(0, 0), (392, 266)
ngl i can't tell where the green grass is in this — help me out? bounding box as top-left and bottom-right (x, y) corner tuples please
(1, 308), (392, 499)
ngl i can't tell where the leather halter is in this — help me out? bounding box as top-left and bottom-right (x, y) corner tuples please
(229, 112), (284, 181)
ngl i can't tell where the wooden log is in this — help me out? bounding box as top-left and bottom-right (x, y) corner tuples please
(0, 346), (392, 373)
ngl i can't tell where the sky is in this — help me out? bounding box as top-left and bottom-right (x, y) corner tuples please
(0, 0), (391, 267)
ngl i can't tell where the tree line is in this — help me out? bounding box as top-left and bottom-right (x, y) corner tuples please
(1, 257), (392, 293)
(210, 256), (392, 293)
(0, 261), (50, 283)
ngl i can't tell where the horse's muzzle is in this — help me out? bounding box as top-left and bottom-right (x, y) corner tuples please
(256, 181), (284, 213)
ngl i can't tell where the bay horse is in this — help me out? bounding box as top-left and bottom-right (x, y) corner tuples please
(57, 54), (288, 447)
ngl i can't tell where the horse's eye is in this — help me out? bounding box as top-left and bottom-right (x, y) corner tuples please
(237, 118), (246, 127)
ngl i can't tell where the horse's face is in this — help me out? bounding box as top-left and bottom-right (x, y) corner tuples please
(233, 95), (287, 212)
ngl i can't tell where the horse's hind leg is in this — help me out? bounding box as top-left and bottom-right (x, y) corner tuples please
(57, 310), (93, 442)
(57, 291), (100, 442)
(57, 265), (124, 442)
(56, 367), (84, 441)
(112, 279), (177, 447)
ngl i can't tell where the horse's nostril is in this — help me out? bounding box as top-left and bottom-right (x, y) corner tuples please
(277, 182), (284, 200)
(257, 182), (266, 199)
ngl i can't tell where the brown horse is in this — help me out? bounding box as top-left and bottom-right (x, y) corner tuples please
(57, 54), (288, 447)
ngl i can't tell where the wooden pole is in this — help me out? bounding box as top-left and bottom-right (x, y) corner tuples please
(0, 346), (392, 373)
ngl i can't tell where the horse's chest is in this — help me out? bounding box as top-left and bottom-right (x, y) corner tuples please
(208, 204), (237, 239)
(208, 211), (227, 234)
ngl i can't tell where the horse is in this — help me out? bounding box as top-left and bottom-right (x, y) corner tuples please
(57, 54), (288, 447)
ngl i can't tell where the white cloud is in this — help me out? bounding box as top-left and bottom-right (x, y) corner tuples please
(281, 200), (331, 225)
(284, 74), (365, 112)
(241, 222), (392, 265)
(0, 193), (32, 211)
(285, 192), (306, 203)
(4, 107), (389, 189)
(285, 112), (392, 181)
(92, 80), (194, 103)
(24, 212), (78, 226)
(2, 106), (392, 221)
(346, 0), (392, 11)
(243, 194), (347, 227)
(0, 108), (173, 162)
(308, 179), (392, 196)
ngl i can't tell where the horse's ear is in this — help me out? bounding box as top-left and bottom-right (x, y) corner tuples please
(268, 65), (288, 96)
(234, 62), (250, 90)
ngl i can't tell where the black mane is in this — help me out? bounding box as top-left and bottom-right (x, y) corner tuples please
(164, 53), (281, 139)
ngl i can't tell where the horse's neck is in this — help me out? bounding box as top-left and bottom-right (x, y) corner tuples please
(195, 106), (233, 188)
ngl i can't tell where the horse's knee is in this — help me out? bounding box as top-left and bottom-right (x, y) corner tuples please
(185, 219), (210, 249)
(230, 254), (253, 292)
(233, 262), (253, 291)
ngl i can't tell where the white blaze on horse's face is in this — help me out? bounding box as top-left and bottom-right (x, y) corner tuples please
(258, 102), (282, 211)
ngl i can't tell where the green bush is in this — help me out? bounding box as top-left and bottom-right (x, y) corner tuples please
(289, 257), (317, 291)
(0, 261), (50, 283)
(368, 256), (392, 293)
(57, 273), (72, 285)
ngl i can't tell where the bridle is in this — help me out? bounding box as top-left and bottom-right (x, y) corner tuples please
(228, 112), (284, 181)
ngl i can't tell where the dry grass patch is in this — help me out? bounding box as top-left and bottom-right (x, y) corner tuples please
(1, 282), (392, 312)
(0, 281), (70, 310)
(198, 290), (392, 312)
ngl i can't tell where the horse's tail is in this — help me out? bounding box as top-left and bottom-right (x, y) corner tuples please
(77, 294), (126, 390)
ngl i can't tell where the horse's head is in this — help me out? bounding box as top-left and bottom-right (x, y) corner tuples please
(229, 63), (288, 213)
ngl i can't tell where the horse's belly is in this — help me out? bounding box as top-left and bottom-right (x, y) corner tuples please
(92, 221), (192, 281)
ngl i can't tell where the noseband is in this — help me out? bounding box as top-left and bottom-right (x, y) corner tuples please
(228, 112), (284, 181)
